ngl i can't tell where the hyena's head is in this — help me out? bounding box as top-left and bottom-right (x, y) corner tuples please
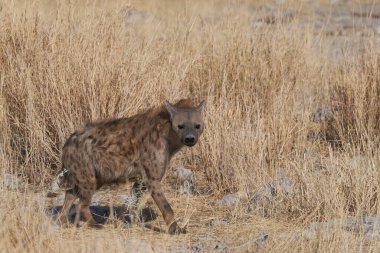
(165, 100), (205, 147)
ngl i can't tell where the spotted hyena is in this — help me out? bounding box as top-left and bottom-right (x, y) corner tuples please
(56, 99), (205, 234)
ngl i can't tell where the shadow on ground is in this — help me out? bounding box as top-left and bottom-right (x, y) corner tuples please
(46, 205), (157, 224)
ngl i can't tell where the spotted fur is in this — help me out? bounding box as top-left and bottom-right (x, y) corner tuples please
(56, 99), (205, 234)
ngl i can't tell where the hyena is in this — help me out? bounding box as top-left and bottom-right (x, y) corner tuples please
(56, 99), (205, 234)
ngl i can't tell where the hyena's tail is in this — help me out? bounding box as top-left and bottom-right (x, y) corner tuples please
(56, 167), (75, 190)
(47, 167), (75, 197)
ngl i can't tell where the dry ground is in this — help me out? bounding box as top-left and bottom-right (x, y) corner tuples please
(1, 0), (380, 252)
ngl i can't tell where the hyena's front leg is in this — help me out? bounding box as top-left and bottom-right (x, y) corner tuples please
(149, 181), (186, 235)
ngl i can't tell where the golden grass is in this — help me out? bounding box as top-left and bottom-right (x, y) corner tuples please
(1, 0), (380, 252)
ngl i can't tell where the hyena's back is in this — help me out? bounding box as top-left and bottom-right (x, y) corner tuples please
(60, 112), (167, 191)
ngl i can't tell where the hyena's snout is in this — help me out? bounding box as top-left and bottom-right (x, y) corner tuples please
(184, 134), (196, 146)
(182, 129), (200, 146)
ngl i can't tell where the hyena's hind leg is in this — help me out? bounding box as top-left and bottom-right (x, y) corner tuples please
(73, 178), (102, 228)
(74, 196), (102, 229)
(56, 188), (77, 226)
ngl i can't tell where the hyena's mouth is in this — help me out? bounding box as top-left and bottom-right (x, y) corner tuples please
(183, 141), (196, 147)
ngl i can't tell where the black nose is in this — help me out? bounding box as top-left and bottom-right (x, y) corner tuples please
(184, 136), (195, 145)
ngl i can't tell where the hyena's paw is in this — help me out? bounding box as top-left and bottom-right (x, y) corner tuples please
(168, 222), (187, 235)
(88, 222), (104, 229)
(55, 215), (70, 227)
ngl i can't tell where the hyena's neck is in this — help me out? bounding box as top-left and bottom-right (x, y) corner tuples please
(166, 127), (184, 158)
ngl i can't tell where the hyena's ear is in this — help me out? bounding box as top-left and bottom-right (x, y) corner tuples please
(165, 100), (177, 120)
(196, 100), (205, 113)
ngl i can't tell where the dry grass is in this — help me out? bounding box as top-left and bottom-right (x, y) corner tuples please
(1, 0), (380, 252)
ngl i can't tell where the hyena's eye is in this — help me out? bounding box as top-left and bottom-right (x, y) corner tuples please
(178, 124), (185, 130)
(195, 124), (201, 129)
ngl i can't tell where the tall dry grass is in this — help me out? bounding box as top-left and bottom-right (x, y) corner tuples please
(1, 0), (380, 252)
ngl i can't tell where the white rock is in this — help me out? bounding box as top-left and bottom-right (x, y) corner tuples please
(91, 195), (101, 205)
(278, 174), (293, 197)
(254, 233), (270, 250)
(303, 221), (337, 240)
(206, 218), (228, 227)
(173, 167), (194, 184)
(178, 181), (194, 196)
(252, 21), (267, 28)
(56, 194), (65, 203)
(374, 26), (380, 35)
(125, 9), (151, 25)
(119, 194), (138, 209)
(303, 148), (322, 170)
(235, 233), (270, 251)
(360, 217), (380, 240)
(191, 242), (206, 252)
(350, 155), (371, 171)
(213, 240), (228, 251)
(303, 216), (380, 241)
(50, 223), (61, 234)
(310, 107), (333, 123)
(172, 167), (195, 195)
(250, 172), (294, 216)
(218, 192), (248, 206)
(251, 173), (293, 203)
(122, 239), (155, 253)
(2, 173), (25, 191)
(51, 179), (60, 192)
